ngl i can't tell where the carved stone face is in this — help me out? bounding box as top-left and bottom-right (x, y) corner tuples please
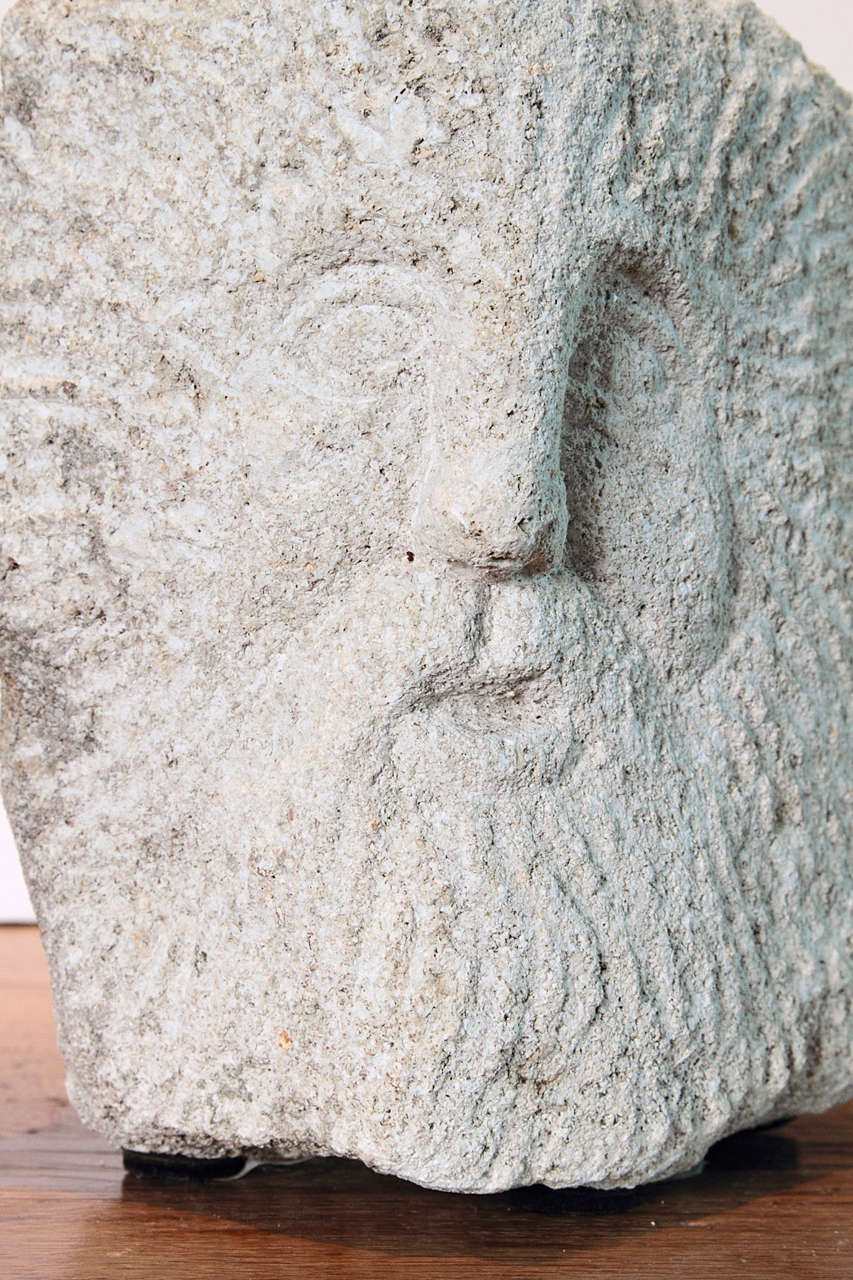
(1, 0), (850, 1191)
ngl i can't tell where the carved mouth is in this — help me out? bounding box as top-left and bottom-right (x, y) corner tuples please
(424, 669), (564, 734)
(382, 578), (573, 735)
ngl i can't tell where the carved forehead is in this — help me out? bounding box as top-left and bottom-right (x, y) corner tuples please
(4, 0), (845, 260)
(2, 0), (848, 311)
(2, 0), (850, 379)
(0, 2), (743, 207)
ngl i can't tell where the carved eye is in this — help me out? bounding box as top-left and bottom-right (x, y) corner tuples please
(226, 263), (452, 575)
(229, 263), (448, 463)
(273, 266), (441, 411)
(286, 297), (426, 405)
(561, 270), (734, 685)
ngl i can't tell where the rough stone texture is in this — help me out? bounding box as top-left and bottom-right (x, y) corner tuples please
(0, 0), (851, 1192)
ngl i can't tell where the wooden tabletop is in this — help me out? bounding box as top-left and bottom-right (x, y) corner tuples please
(2, 925), (851, 1279)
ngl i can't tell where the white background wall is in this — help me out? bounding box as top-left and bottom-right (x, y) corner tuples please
(1, 0), (851, 920)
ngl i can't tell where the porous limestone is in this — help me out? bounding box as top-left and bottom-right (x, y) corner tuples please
(1, 0), (851, 1192)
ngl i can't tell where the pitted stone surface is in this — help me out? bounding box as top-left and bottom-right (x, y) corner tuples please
(0, 0), (851, 1191)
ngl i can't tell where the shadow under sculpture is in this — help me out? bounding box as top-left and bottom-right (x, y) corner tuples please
(0, 0), (851, 1193)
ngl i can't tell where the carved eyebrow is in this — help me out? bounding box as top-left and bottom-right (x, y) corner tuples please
(287, 246), (406, 273)
(283, 244), (440, 288)
(272, 258), (459, 323)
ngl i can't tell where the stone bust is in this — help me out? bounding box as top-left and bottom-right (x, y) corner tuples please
(0, 0), (850, 1191)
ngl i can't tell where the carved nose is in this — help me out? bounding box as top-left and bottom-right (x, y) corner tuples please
(414, 403), (568, 577)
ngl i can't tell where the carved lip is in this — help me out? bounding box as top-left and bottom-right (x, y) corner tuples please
(438, 672), (564, 732)
(394, 664), (564, 733)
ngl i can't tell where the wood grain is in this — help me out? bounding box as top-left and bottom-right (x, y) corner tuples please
(1, 925), (851, 1279)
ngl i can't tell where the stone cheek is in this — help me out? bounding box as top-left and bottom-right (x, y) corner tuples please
(0, 0), (850, 1191)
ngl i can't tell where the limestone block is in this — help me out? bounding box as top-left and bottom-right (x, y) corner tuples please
(0, 0), (851, 1191)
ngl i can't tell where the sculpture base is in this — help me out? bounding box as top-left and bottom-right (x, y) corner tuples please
(753, 1116), (795, 1131)
(122, 1149), (247, 1180)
